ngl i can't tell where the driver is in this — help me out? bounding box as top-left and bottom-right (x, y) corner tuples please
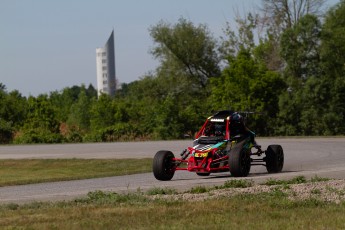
(230, 112), (259, 148)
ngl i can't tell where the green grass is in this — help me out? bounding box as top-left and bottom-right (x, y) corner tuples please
(1, 181), (345, 229)
(262, 175), (330, 187)
(0, 162), (342, 229)
(0, 158), (152, 186)
(186, 179), (254, 194)
(146, 187), (178, 195)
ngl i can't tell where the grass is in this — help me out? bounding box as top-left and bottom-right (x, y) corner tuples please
(1, 177), (345, 229)
(261, 175), (330, 187)
(0, 160), (342, 229)
(187, 179), (254, 194)
(262, 175), (308, 186)
(0, 158), (152, 186)
(146, 187), (178, 195)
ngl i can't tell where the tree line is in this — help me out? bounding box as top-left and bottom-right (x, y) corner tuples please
(1, 0), (344, 144)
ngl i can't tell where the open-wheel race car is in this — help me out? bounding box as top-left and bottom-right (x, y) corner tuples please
(153, 110), (284, 181)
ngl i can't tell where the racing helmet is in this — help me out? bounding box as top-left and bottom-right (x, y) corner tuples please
(230, 112), (244, 136)
(230, 112), (243, 123)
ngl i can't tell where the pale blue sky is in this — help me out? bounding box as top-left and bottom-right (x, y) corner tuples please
(0, 0), (339, 96)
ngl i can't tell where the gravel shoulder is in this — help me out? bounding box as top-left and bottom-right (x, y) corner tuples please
(151, 179), (345, 204)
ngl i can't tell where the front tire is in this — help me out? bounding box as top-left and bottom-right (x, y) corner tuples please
(229, 146), (251, 177)
(153, 150), (175, 181)
(265, 145), (284, 173)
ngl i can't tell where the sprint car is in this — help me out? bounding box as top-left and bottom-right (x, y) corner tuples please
(153, 110), (284, 181)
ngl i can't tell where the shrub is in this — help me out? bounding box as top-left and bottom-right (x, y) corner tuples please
(13, 128), (63, 144)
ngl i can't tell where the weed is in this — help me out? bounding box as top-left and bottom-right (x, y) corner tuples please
(280, 184), (291, 190)
(311, 188), (322, 195)
(5, 203), (19, 211)
(270, 187), (288, 198)
(288, 175), (308, 184)
(263, 178), (283, 186)
(310, 175), (330, 182)
(188, 186), (209, 194)
(263, 176), (307, 186)
(146, 187), (177, 195)
(223, 179), (253, 188)
(326, 186), (345, 196)
(75, 190), (148, 205)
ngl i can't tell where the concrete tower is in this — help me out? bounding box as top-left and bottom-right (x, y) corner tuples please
(96, 31), (116, 97)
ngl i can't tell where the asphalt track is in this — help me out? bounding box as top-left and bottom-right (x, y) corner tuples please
(0, 137), (344, 204)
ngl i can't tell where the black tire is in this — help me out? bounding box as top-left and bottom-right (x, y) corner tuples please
(196, 172), (211, 176)
(265, 145), (284, 173)
(229, 146), (251, 177)
(153, 150), (175, 181)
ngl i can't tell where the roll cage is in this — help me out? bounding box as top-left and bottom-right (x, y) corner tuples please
(195, 110), (235, 140)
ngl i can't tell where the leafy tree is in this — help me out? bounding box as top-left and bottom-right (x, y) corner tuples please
(210, 49), (285, 135)
(67, 86), (91, 131)
(50, 89), (75, 122)
(153, 94), (183, 139)
(150, 17), (221, 89)
(25, 95), (60, 132)
(0, 118), (12, 144)
(280, 14), (321, 84)
(260, 0), (325, 30)
(220, 13), (258, 60)
(89, 94), (115, 131)
(257, 0), (326, 72)
(14, 95), (62, 143)
(0, 86), (28, 143)
(319, 0), (345, 134)
(86, 84), (97, 99)
(0, 85), (11, 143)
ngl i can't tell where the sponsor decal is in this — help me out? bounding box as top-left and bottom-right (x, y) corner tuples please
(210, 118), (224, 122)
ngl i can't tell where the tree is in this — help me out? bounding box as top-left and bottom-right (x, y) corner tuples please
(210, 49), (285, 135)
(220, 13), (258, 60)
(257, 0), (325, 72)
(150, 17), (221, 89)
(0, 85), (28, 143)
(318, 0), (345, 134)
(67, 86), (91, 131)
(0, 85), (13, 143)
(89, 94), (115, 131)
(280, 14), (322, 84)
(14, 95), (62, 143)
(321, 0), (345, 78)
(3, 90), (27, 128)
(260, 0), (325, 31)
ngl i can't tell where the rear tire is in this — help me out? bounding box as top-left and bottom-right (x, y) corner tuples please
(229, 146), (251, 177)
(153, 150), (175, 181)
(265, 145), (284, 173)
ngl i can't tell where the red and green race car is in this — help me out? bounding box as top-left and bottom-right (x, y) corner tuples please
(153, 110), (284, 181)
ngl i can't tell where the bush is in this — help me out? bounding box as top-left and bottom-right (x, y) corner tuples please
(13, 128), (63, 144)
(0, 119), (13, 144)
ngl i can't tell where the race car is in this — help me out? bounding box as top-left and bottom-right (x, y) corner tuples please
(153, 110), (284, 181)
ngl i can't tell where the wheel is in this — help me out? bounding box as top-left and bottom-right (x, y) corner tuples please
(229, 145), (251, 177)
(265, 145), (284, 173)
(196, 172), (211, 176)
(153, 150), (175, 181)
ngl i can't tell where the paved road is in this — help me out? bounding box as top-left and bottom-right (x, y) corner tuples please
(0, 137), (344, 204)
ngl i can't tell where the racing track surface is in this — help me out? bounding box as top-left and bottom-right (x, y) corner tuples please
(0, 137), (344, 204)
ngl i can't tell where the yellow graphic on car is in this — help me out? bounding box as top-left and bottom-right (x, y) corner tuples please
(194, 152), (208, 157)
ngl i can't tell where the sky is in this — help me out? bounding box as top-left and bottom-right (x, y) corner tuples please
(0, 0), (339, 97)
